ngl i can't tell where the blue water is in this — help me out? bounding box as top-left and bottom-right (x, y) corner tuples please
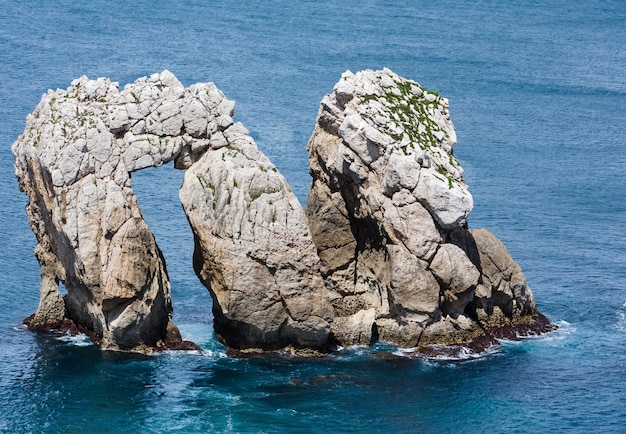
(1, 1), (625, 432)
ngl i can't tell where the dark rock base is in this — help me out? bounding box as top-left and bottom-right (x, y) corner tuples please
(219, 313), (556, 359)
(217, 332), (335, 358)
(24, 314), (201, 353)
(24, 311), (555, 358)
(414, 312), (557, 359)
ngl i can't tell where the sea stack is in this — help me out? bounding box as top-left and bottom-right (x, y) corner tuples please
(178, 119), (334, 354)
(306, 69), (553, 352)
(13, 69), (553, 355)
(11, 70), (229, 351)
(12, 70), (334, 354)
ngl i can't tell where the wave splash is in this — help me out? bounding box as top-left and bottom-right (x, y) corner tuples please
(614, 302), (626, 331)
(55, 332), (92, 347)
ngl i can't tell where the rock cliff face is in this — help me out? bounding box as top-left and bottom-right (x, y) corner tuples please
(13, 69), (552, 355)
(179, 122), (333, 353)
(13, 70), (334, 353)
(12, 70), (233, 350)
(306, 69), (551, 349)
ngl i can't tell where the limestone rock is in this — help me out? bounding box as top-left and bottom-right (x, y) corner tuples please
(331, 308), (376, 347)
(430, 243), (480, 316)
(179, 123), (334, 352)
(14, 69), (333, 353)
(306, 68), (549, 349)
(13, 68), (552, 356)
(12, 70), (229, 351)
(468, 228), (538, 325)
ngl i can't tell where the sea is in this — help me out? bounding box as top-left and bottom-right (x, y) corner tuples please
(1, 1), (625, 432)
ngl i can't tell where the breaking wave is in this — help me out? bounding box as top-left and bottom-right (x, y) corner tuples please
(55, 332), (92, 347)
(614, 302), (626, 331)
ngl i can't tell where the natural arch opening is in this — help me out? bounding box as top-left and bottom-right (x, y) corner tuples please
(130, 162), (214, 347)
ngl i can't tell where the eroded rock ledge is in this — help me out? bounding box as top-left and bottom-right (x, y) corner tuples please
(13, 69), (554, 355)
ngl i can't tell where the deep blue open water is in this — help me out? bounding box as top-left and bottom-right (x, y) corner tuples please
(1, 1), (625, 432)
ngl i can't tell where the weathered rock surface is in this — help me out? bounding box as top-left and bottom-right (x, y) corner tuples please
(179, 122), (334, 352)
(12, 70), (233, 350)
(306, 68), (551, 350)
(13, 70), (334, 353)
(13, 68), (552, 355)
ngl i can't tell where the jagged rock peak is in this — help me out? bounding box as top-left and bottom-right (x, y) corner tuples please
(306, 68), (552, 351)
(314, 68), (472, 229)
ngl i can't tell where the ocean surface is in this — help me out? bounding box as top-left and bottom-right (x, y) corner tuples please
(1, 1), (625, 432)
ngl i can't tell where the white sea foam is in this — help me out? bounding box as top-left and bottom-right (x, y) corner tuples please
(329, 344), (376, 361)
(55, 333), (92, 347)
(391, 346), (418, 355)
(199, 348), (228, 360)
(497, 319), (575, 351)
(11, 324), (28, 332)
(554, 319), (575, 335)
(613, 303), (626, 331)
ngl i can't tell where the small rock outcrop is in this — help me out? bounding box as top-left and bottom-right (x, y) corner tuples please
(306, 69), (551, 350)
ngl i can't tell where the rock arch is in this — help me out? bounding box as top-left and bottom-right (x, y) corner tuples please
(13, 71), (331, 351)
(13, 70), (552, 355)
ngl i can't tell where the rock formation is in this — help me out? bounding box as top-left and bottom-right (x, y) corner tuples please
(13, 68), (552, 355)
(306, 69), (552, 350)
(12, 70), (234, 351)
(13, 70), (334, 353)
(179, 122), (334, 353)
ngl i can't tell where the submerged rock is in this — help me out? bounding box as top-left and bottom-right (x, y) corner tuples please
(306, 68), (552, 349)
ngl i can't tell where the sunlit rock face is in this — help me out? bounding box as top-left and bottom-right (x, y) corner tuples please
(306, 69), (549, 349)
(179, 122), (334, 353)
(13, 70), (333, 353)
(13, 68), (552, 355)
(12, 70), (233, 350)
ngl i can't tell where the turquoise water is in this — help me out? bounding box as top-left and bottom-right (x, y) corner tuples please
(1, 1), (625, 432)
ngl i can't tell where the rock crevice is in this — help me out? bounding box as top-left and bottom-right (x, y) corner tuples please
(305, 69), (552, 350)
